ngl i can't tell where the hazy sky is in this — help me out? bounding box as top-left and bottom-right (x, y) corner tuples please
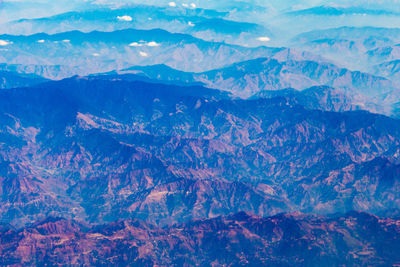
(1, 0), (400, 26)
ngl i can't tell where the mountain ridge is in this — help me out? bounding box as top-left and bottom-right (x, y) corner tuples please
(1, 75), (400, 227)
(1, 211), (399, 266)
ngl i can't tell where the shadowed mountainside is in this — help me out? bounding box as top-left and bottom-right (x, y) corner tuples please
(0, 211), (399, 266)
(1, 76), (400, 227)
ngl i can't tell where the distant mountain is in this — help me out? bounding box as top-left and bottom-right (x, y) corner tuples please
(0, 69), (48, 89)
(121, 58), (396, 115)
(0, 0), (94, 24)
(6, 5), (228, 35)
(293, 27), (400, 47)
(0, 29), (281, 79)
(1, 211), (400, 266)
(2, 76), (400, 226)
(254, 86), (356, 112)
(189, 18), (262, 34)
(101, 68), (382, 114)
(286, 6), (400, 16)
(374, 59), (400, 83)
(3, 5), (270, 46)
(0, 64), (85, 81)
(196, 57), (394, 97)
(367, 44), (400, 65)
(291, 27), (400, 71)
(118, 64), (200, 86)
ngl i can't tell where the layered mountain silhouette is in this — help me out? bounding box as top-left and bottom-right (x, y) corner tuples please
(119, 58), (397, 115)
(0, 29), (282, 77)
(3, 6), (269, 46)
(2, 1), (400, 265)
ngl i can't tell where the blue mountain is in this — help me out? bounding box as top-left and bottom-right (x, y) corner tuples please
(0, 29), (281, 78)
(0, 68), (48, 89)
(2, 75), (400, 227)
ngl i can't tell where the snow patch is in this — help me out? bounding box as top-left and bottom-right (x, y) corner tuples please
(37, 39), (45, 43)
(188, 21), (195, 27)
(139, 51), (149, 57)
(168, 2), (177, 7)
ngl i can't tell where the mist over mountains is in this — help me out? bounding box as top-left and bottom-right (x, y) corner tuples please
(1, 0), (400, 265)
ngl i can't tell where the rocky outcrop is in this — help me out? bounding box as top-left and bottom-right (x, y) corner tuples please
(1, 76), (400, 226)
(1, 212), (399, 266)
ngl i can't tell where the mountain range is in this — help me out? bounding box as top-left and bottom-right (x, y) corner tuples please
(1, 211), (399, 266)
(2, 75), (400, 228)
(0, 29), (282, 77)
(2, 0), (400, 265)
(3, 5), (269, 46)
(119, 59), (397, 116)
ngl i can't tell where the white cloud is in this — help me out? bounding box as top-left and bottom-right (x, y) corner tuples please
(129, 42), (143, 47)
(182, 3), (189, 7)
(0, 40), (11, 46)
(190, 3), (196, 8)
(37, 39), (45, 43)
(92, 53), (100, 57)
(147, 41), (160, 47)
(188, 21), (195, 27)
(130, 41), (160, 47)
(168, 2), (176, 7)
(117, 15), (133, 22)
(62, 39), (70, 43)
(139, 51), (149, 57)
(257, 36), (271, 42)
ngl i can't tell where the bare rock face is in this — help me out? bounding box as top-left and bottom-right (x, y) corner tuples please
(1, 212), (400, 266)
(1, 76), (400, 228)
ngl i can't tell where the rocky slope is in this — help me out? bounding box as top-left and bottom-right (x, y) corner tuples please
(3, 1), (400, 265)
(1, 76), (400, 227)
(1, 211), (399, 266)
